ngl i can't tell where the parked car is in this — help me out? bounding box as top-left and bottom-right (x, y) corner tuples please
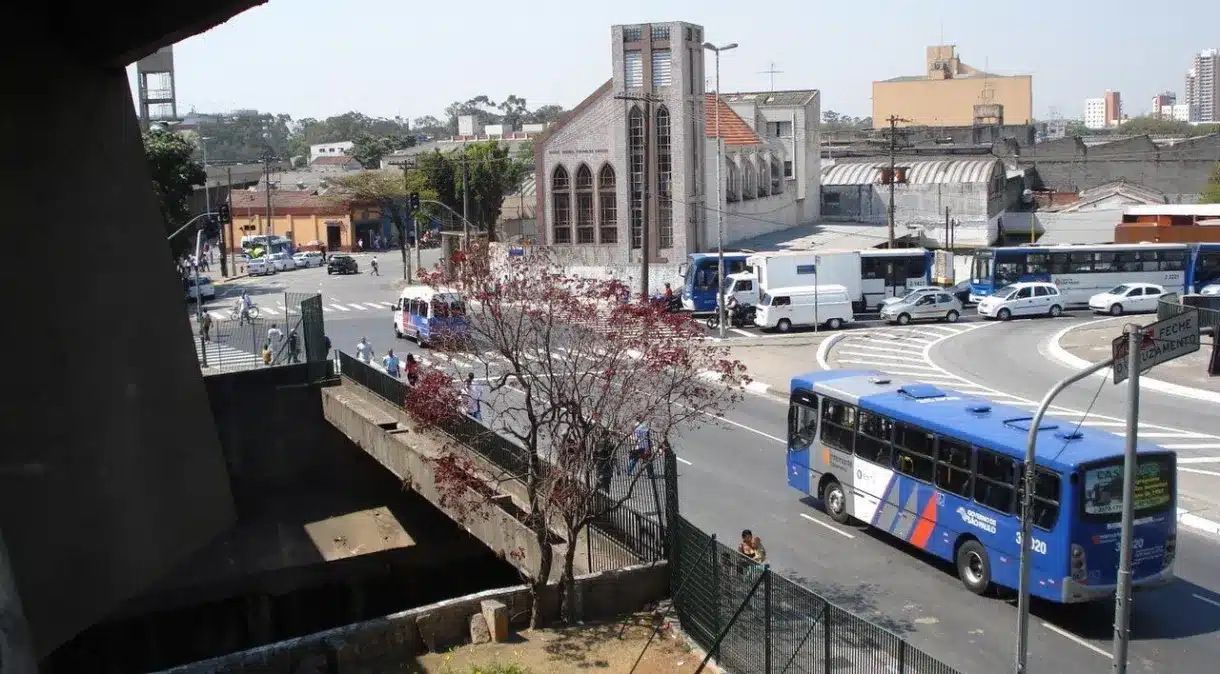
(184, 275), (216, 302)
(880, 287), (942, 309)
(327, 254), (359, 275)
(976, 281), (1064, 321)
(293, 251), (325, 268)
(1088, 283), (1165, 316)
(1200, 283), (1220, 296)
(247, 258), (273, 276)
(267, 252), (294, 271)
(880, 289), (963, 325)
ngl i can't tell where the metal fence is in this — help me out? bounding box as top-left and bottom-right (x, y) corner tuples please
(194, 292), (327, 372)
(1159, 293), (1220, 332)
(334, 350), (672, 573)
(672, 516), (964, 674)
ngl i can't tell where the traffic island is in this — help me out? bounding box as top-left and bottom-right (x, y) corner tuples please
(1049, 315), (1220, 402)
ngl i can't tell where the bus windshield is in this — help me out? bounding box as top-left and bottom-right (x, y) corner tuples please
(1081, 454), (1175, 522)
(972, 253), (994, 284)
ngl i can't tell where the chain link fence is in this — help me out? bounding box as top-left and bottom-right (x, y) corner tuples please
(194, 292), (326, 372)
(672, 516), (964, 674)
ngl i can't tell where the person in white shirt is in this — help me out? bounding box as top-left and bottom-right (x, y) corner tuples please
(463, 372), (484, 421)
(356, 337), (373, 364)
(265, 324), (283, 364)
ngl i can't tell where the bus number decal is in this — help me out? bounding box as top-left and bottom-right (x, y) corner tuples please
(1016, 532), (1048, 555)
(956, 507), (997, 534)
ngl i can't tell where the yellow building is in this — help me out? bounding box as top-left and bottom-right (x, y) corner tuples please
(230, 191), (383, 252)
(872, 45), (1032, 128)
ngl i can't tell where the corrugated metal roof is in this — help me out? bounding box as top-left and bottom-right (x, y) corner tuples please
(721, 90), (818, 107)
(820, 159), (1001, 186)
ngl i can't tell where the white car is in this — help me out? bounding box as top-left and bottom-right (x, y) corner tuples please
(247, 258), (274, 276)
(267, 252), (294, 271)
(293, 251), (324, 268)
(185, 276), (216, 302)
(1200, 283), (1220, 296)
(976, 281), (1064, 321)
(1088, 283), (1165, 316)
(881, 287), (942, 308)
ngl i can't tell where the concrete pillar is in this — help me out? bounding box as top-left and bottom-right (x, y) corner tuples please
(0, 531), (37, 674)
(1, 40), (237, 657)
(243, 594), (274, 644)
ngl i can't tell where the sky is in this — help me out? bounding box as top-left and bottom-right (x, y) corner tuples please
(128, 0), (1220, 124)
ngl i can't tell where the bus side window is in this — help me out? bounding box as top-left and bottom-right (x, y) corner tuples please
(935, 437), (973, 497)
(788, 397), (819, 450)
(819, 399), (856, 452)
(892, 422), (935, 483)
(1018, 467), (1062, 531)
(974, 450), (1017, 514)
(855, 411), (893, 466)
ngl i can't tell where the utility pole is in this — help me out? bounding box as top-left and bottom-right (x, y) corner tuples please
(263, 154), (273, 239)
(461, 148), (471, 250)
(886, 115), (910, 248)
(1111, 324), (1143, 674)
(615, 91), (662, 299)
(704, 40), (739, 339)
(401, 163), (412, 282)
(224, 166), (234, 276)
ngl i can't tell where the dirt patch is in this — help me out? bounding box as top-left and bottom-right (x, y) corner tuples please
(402, 612), (715, 673)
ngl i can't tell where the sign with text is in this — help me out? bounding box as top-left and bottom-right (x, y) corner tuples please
(1112, 309), (1200, 385)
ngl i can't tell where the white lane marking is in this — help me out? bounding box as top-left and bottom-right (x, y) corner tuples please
(1125, 432), (1207, 439)
(1178, 508), (1220, 535)
(1041, 622), (1109, 657)
(365, 303), (387, 310)
(208, 310), (228, 320)
(347, 304), (367, 311)
(745, 381), (772, 395)
(261, 307), (279, 316)
(799, 512), (856, 539)
(1179, 457), (1220, 464)
(1163, 443), (1220, 450)
(329, 304), (350, 311)
(677, 456), (693, 466)
(700, 410), (786, 444)
(1194, 594), (1220, 608)
(836, 343), (922, 355)
(730, 328), (753, 338)
(1181, 467), (1220, 478)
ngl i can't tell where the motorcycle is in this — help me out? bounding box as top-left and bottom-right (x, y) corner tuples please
(648, 292), (683, 313)
(706, 301), (756, 330)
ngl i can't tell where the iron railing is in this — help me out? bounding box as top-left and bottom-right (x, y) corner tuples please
(672, 516), (965, 674)
(195, 292), (327, 372)
(1158, 293), (1220, 332)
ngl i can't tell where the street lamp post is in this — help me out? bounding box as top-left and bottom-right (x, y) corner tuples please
(703, 41), (738, 339)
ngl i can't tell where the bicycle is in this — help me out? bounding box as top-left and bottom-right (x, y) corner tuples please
(228, 303), (260, 321)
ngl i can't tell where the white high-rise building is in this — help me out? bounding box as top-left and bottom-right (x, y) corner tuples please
(1185, 49), (1219, 123)
(1083, 97), (1107, 129)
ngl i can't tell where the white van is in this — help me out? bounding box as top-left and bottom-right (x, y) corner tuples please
(719, 272), (761, 308)
(392, 285), (469, 346)
(754, 284), (853, 333)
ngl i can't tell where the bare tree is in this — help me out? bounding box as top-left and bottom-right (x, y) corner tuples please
(406, 246), (750, 624)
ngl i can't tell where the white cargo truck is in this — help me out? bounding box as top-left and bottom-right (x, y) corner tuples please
(744, 250), (863, 307)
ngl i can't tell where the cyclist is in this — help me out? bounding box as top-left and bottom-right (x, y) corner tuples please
(238, 291), (254, 325)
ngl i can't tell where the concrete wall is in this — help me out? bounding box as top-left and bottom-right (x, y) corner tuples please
(321, 383), (567, 582)
(2, 41), (236, 656)
(1021, 133), (1220, 194)
(152, 562), (670, 674)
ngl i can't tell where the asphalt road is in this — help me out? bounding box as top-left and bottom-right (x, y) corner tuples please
(318, 308), (1220, 674)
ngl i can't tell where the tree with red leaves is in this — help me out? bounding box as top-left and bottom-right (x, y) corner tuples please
(405, 244), (750, 625)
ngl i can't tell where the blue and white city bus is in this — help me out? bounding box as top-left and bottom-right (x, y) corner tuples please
(1188, 243), (1220, 291)
(677, 252), (751, 312)
(786, 370), (1177, 602)
(968, 243), (1194, 305)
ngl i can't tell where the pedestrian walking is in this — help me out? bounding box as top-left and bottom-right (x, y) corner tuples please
(628, 417), (652, 476)
(383, 349), (401, 377)
(356, 337), (373, 364)
(200, 313), (212, 343)
(286, 331), (300, 363)
(405, 353), (419, 387)
(462, 372), (484, 422)
(266, 323), (283, 364)
(370, 256), (379, 276)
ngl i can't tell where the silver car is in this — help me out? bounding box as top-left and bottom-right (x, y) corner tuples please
(880, 289), (964, 325)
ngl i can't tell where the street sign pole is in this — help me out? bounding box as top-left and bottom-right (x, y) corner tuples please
(814, 255), (821, 334)
(1110, 324), (1142, 674)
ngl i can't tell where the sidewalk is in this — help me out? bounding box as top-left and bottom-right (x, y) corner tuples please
(726, 335), (832, 398)
(1048, 316), (1220, 402)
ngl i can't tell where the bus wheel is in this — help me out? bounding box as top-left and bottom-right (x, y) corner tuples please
(956, 540), (992, 595)
(777, 318), (792, 333)
(823, 480), (851, 524)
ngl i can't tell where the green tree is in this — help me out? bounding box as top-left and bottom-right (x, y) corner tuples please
(331, 169), (439, 253)
(347, 132), (416, 169)
(1202, 164), (1220, 204)
(145, 129), (206, 259)
(415, 142), (526, 242)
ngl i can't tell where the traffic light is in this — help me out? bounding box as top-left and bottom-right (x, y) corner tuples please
(409, 192), (420, 210)
(217, 203), (231, 224)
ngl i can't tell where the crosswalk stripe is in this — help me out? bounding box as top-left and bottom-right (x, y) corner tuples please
(364, 303), (386, 310)
(347, 304), (367, 311)
(209, 310), (228, 320)
(261, 307), (279, 316)
(329, 304), (350, 311)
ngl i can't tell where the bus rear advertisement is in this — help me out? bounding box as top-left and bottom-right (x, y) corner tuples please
(785, 370), (1176, 603)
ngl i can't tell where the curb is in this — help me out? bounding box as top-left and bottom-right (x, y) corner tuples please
(816, 332), (848, 370)
(1046, 319), (1220, 405)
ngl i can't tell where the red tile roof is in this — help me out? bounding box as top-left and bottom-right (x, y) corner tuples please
(705, 95), (762, 146)
(312, 155), (357, 166)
